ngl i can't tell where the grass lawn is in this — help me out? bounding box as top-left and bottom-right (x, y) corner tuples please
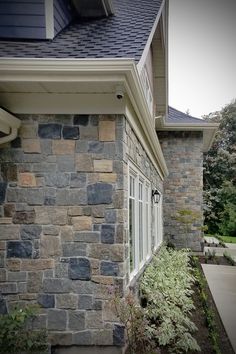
(218, 235), (236, 243)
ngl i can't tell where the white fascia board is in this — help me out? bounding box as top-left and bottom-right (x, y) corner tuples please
(0, 57), (168, 177)
(137, 0), (166, 73)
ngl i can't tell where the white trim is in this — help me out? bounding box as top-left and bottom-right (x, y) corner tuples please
(137, 0), (166, 73)
(0, 58), (169, 178)
(45, 0), (54, 39)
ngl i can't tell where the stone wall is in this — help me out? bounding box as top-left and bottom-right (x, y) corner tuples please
(158, 131), (203, 251)
(0, 114), (126, 351)
(0, 112), (163, 353)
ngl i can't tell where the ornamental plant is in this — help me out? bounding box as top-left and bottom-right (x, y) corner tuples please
(0, 305), (48, 354)
(140, 246), (200, 353)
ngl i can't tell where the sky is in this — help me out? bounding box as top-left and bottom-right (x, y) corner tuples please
(168, 0), (236, 118)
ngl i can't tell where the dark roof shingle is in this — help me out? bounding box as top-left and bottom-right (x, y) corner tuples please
(0, 0), (163, 61)
(167, 106), (208, 124)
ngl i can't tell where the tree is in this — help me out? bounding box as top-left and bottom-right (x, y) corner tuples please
(203, 100), (236, 235)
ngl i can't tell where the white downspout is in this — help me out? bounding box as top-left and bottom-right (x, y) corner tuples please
(0, 108), (21, 145)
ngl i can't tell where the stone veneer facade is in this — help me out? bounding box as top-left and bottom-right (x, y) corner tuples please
(158, 131), (204, 251)
(0, 113), (162, 353)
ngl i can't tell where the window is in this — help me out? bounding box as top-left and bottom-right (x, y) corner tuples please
(128, 162), (151, 278)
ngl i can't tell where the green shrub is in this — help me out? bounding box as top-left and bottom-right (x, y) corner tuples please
(140, 247), (200, 353)
(0, 305), (48, 354)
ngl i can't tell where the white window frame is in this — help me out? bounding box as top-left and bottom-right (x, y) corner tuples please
(128, 161), (152, 280)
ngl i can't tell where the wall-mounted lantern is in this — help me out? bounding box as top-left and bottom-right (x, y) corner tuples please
(152, 189), (160, 204)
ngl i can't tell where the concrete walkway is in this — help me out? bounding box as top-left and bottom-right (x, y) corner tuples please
(202, 264), (236, 353)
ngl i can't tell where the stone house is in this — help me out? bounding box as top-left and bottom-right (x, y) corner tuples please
(0, 0), (218, 353)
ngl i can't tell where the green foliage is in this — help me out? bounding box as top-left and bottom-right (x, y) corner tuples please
(203, 100), (236, 235)
(223, 252), (235, 266)
(140, 247), (200, 353)
(112, 292), (155, 354)
(218, 235), (236, 244)
(0, 305), (48, 354)
(191, 256), (222, 354)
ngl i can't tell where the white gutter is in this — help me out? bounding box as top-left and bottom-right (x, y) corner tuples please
(0, 108), (21, 144)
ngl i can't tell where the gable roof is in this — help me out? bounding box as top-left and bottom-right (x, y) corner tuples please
(167, 106), (209, 124)
(0, 0), (164, 61)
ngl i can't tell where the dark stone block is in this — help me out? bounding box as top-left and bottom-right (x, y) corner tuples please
(44, 197), (56, 205)
(1, 163), (17, 182)
(62, 126), (80, 140)
(101, 261), (119, 276)
(73, 115), (89, 126)
(88, 141), (104, 153)
(70, 173), (86, 188)
(0, 298), (7, 314)
(38, 124), (61, 139)
(4, 203), (15, 217)
(93, 300), (102, 310)
(113, 325), (125, 347)
(105, 210), (117, 223)
(101, 224), (115, 244)
(69, 258), (91, 280)
(87, 183), (112, 205)
(13, 211), (35, 224)
(7, 241), (32, 258)
(0, 182), (7, 204)
(78, 295), (93, 310)
(11, 137), (21, 148)
(20, 225), (42, 240)
(38, 294), (55, 308)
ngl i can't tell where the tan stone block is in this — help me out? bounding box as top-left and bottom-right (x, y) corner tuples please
(56, 294), (78, 309)
(21, 259), (54, 271)
(68, 207), (83, 216)
(72, 216), (92, 231)
(0, 269), (6, 281)
(20, 124), (37, 139)
(103, 300), (118, 322)
(94, 160), (113, 172)
(27, 271), (43, 293)
(91, 276), (114, 285)
(86, 311), (103, 329)
(98, 173), (117, 183)
(19, 293), (37, 300)
(41, 236), (61, 257)
(0, 241), (5, 250)
(76, 154), (93, 172)
(35, 207), (68, 225)
(60, 226), (74, 242)
(87, 173), (99, 184)
(19, 173), (37, 187)
(99, 121), (116, 141)
(22, 139), (41, 153)
(6, 259), (21, 271)
(52, 140), (75, 155)
(0, 218), (12, 224)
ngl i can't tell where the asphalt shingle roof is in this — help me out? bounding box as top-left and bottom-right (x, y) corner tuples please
(167, 107), (208, 124)
(0, 0), (163, 61)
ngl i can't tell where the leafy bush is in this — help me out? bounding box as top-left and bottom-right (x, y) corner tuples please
(112, 291), (155, 354)
(140, 246), (200, 353)
(0, 305), (48, 354)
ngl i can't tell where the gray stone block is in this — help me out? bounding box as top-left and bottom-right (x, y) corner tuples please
(43, 278), (72, 293)
(87, 183), (112, 205)
(105, 210), (117, 223)
(20, 225), (42, 240)
(38, 294), (55, 308)
(73, 330), (92, 345)
(56, 189), (87, 206)
(75, 141), (88, 153)
(7, 241), (32, 258)
(62, 243), (87, 257)
(69, 258), (91, 281)
(88, 141), (104, 153)
(45, 173), (70, 188)
(57, 156), (75, 172)
(8, 271), (27, 282)
(38, 124), (61, 139)
(48, 309), (67, 330)
(43, 225), (59, 235)
(0, 298), (7, 314)
(70, 173), (86, 188)
(72, 280), (96, 294)
(100, 261), (119, 276)
(0, 283), (17, 294)
(68, 310), (85, 330)
(101, 224), (115, 244)
(78, 295), (93, 310)
(57, 294), (78, 309)
(75, 232), (100, 243)
(55, 263), (68, 278)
